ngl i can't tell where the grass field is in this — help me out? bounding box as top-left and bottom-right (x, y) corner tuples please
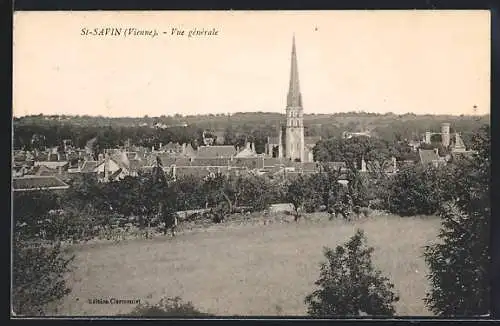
(56, 213), (441, 316)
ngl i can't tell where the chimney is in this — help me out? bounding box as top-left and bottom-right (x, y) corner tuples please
(172, 164), (177, 180)
(392, 156), (397, 173)
(246, 142), (251, 150)
(57, 152), (62, 161)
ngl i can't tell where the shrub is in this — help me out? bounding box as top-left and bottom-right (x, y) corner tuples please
(360, 207), (371, 218)
(123, 297), (212, 317)
(305, 229), (399, 317)
(12, 237), (74, 316)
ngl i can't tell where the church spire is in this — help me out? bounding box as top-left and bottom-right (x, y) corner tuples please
(287, 34), (302, 108)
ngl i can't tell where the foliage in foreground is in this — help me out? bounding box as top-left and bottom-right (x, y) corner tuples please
(424, 125), (490, 316)
(123, 297), (213, 317)
(12, 237), (75, 316)
(305, 229), (399, 317)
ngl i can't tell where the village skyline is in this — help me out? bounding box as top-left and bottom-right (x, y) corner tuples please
(13, 11), (490, 118)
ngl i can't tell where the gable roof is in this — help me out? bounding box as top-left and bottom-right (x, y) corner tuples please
(235, 147), (257, 158)
(183, 143), (197, 158)
(191, 158), (230, 167)
(13, 176), (70, 191)
(80, 161), (98, 173)
(196, 145), (237, 158)
(418, 149), (440, 165)
(32, 165), (58, 176)
(174, 166), (225, 178)
(34, 161), (69, 169)
(232, 157), (263, 169)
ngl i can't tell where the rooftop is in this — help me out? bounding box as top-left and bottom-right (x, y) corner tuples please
(13, 176), (70, 191)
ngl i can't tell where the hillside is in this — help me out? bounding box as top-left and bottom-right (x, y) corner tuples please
(14, 112), (489, 148)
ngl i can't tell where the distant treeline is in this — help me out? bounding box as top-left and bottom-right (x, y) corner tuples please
(13, 112), (489, 152)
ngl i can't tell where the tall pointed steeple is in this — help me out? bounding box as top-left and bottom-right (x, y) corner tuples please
(284, 34), (305, 162)
(287, 34), (302, 108)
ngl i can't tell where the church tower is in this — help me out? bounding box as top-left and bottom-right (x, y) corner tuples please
(285, 35), (305, 162)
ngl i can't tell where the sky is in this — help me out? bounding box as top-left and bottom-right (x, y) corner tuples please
(13, 10), (490, 117)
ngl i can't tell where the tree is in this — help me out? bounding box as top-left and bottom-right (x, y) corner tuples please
(312, 136), (392, 169)
(202, 173), (234, 223)
(173, 175), (206, 211)
(345, 166), (369, 209)
(286, 174), (308, 222)
(12, 237), (75, 316)
(309, 164), (343, 213)
(385, 164), (444, 216)
(305, 229), (399, 317)
(150, 156), (177, 236)
(423, 125), (490, 316)
(14, 190), (61, 238)
(235, 174), (274, 212)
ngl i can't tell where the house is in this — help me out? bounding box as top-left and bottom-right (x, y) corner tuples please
(196, 145), (237, 158)
(301, 162), (319, 172)
(232, 157), (264, 169)
(94, 151), (141, 182)
(191, 158), (230, 167)
(79, 160), (99, 173)
(34, 161), (69, 173)
(342, 131), (371, 139)
(12, 175), (70, 192)
(12, 165), (30, 177)
(147, 153), (178, 167)
(235, 142), (257, 158)
(304, 136), (322, 162)
(162, 142), (183, 154)
(418, 148), (445, 167)
(31, 165), (58, 176)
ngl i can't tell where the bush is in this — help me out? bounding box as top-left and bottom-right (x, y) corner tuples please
(305, 229), (399, 317)
(12, 237), (74, 316)
(123, 297), (212, 317)
(360, 207), (371, 218)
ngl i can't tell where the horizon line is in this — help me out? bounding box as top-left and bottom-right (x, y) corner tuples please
(13, 111), (490, 119)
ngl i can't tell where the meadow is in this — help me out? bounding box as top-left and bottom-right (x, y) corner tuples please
(56, 213), (441, 316)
